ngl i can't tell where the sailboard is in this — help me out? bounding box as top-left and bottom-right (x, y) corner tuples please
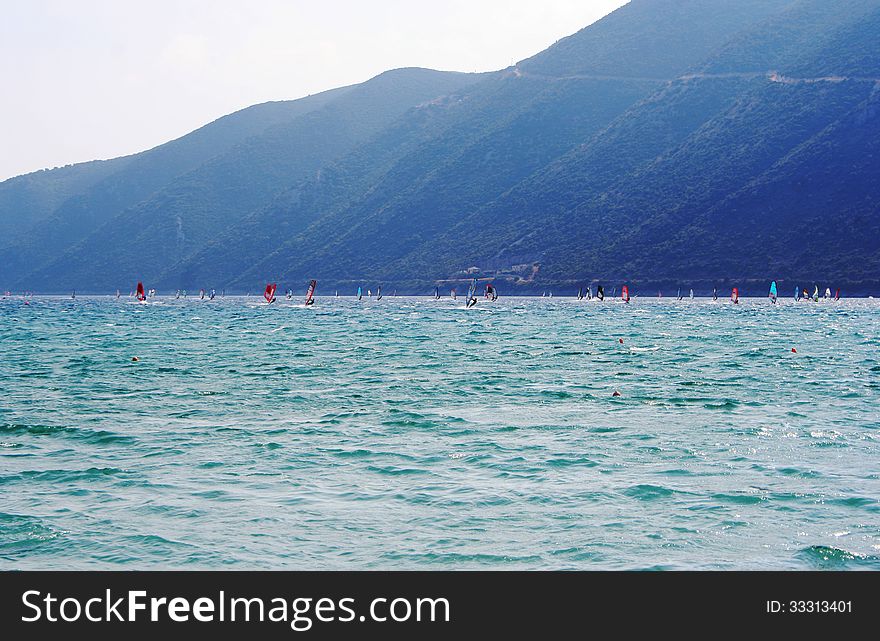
(376, 286), (382, 301)
(136, 282), (146, 302)
(305, 279), (317, 306)
(357, 286), (363, 301)
(835, 288), (840, 301)
(622, 285), (630, 303)
(434, 286), (440, 300)
(597, 285), (604, 301)
(466, 278), (478, 308)
(264, 283), (277, 304)
(812, 285), (819, 302)
(689, 289), (694, 300)
(731, 287), (739, 304)
(769, 281), (778, 304)
(713, 287), (717, 301)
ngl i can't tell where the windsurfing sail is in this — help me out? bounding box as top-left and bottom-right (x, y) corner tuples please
(376, 286), (382, 300)
(305, 279), (317, 306)
(210, 289), (216, 300)
(795, 286), (800, 301)
(769, 281), (778, 303)
(200, 288), (205, 300)
(824, 287), (831, 300)
(264, 283), (277, 304)
(622, 285), (630, 303)
(812, 285), (819, 301)
(116, 289), (120, 299)
(136, 282), (146, 302)
(597, 285), (604, 301)
(357, 286), (362, 300)
(451, 288), (457, 300)
(713, 287), (717, 301)
(577, 287), (583, 300)
(434, 286), (440, 300)
(466, 278), (478, 308)
(689, 289), (694, 299)
(586, 286), (592, 300)
(677, 287), (682, 301)
(835, 288), (840, 301)
(731, 287), (739, 304)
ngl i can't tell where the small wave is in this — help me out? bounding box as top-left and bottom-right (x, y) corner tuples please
(710, 492), (764, 505)
(0, 467), (127, 485)
(0, 423), (136, 445)
(624, 484), (676, 500)
(797, 545), (880, 569)
(702, 399), (740, 410)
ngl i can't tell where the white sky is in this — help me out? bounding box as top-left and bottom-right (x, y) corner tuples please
(0, 0), (627, 181)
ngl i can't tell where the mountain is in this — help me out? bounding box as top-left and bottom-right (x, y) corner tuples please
(171, 0), (797, 292)
(2, 0), (878, 295)
(0, 86), (353, 283)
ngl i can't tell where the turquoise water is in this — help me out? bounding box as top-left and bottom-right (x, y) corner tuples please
(1, 295), (878, 570)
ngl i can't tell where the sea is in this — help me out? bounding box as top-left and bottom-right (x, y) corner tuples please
(1, 295), (878, 570)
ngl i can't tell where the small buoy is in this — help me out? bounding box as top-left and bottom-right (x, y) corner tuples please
(612, 390), (621, 397)
(131, 357), (140, 362)
(791, 348), (797, 353)
(618, 338), (624, 344)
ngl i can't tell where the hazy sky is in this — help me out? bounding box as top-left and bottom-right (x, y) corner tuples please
(0, 1), (627, 181)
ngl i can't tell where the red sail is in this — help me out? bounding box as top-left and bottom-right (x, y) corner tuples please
(305, 280), (316, 304)
(264, 283), (277, 303)
(136, 282), (145, 301)
(621, 285), (630, 302)
(731, 287), (739, 303)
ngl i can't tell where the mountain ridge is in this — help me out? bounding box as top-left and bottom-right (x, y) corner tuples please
(2, 0), (878, 295)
